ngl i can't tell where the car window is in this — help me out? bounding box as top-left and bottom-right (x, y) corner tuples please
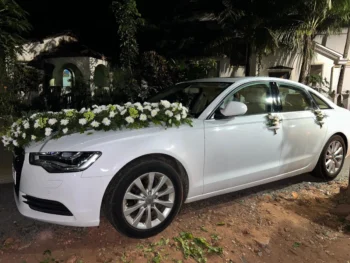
(149, 82), (232, 118)
(278, 85), (312, 112)
(309, 92), (331, 109)
(220, 83), (272, 116)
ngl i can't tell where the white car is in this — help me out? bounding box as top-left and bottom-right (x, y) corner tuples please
(13, 77), (350, 238)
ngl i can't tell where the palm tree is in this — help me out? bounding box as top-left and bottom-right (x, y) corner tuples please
(336, 26), (350, 105)
(277, 0), (350, 83)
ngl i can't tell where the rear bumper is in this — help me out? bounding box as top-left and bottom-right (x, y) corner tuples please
(14, 153), (113, 227)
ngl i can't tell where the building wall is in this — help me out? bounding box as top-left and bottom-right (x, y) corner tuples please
(314, 28), (348, 57)
(17, 35), (77, 62)
(45, 57), (91, 86)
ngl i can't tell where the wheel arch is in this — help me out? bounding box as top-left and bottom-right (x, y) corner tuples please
(101, 153), (190, 209)
(333, 132), (348, 153)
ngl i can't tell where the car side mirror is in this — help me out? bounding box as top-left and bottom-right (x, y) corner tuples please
(220, 101), (247, 117)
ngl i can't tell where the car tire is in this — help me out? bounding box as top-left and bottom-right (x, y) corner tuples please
(103, 156), (184, 238)
(312, 135), (346, 180)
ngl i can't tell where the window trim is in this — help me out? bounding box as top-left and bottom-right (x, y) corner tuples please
(308, 90), (333, 110)
(208, 81), (274, 119)
(275, 82), (315, 113)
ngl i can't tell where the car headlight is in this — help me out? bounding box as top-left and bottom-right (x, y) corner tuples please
(29, 152), (102, 173)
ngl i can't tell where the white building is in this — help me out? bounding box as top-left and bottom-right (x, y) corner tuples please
(17, 33), (110, 107)
(218, 28), (350, 109)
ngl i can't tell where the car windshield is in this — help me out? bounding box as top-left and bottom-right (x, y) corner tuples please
(149, 82), (233, 117)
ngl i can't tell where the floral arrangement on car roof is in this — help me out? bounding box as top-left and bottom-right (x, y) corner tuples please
(1, 101), (192, 151)
(313, 109), (325, 128)
(266, 113), (282, 134)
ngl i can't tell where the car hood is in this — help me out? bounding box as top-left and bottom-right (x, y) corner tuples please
(25, 120), (201, 153)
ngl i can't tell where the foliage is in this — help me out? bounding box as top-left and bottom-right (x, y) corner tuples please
(174, 232), (223, 263)
(0, 0), (31, 58)
(171, 59), (218, 81)
(112, 0), (143, 72)
(306, 74), (332, 96)
(1, 101), (192, 151)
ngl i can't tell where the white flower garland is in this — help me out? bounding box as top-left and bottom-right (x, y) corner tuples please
(313, 109), (325, 127)
(1, 101), (192, 151)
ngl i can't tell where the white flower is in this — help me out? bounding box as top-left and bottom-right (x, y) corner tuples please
(22, 133), (26, 139)
(151, 109), (159, 117)
(92, 105), (98, 109)
(16, 126), (21, 132)
(12, 140), (18, 147)
(60, 119), (69, 126)
(144, 105), (152, 111)
(102, 118), (111, 126)
(171, 102), (178, 110)
(125, 116), (134, 124)
(151, 103), (159, 108)
(175, 114), (181, 121)
(268, 114), (274, 120)
(79, 118), (87, 125)
(63, 128), (68, 134)
(23, 121), (30, 129)
(182, 111), (187, 119)
(91, 121), (100, 127)
(31, 135), (36, 141)
(178, 103), (183, 110)
(169, 119), (172, 124)
(125, 102), (132, 107)
(3, 140), (9, 146)
(161, 100), (171, 108)
(45, 128), (52, 136)
(30, 113), (38, 119)
(165, 110), (173, 117)
(139, 114), (147, 121)
(48, 118), (57, 125)
(34, 120), (40, 128)
(93, 108), (102, 114)
(143, 102), (150, 106)
(14, 132), (18, 138)
(116, 105), (125, 111)
(79, 107), (86, 113)
(109, 111), (117, 118)
(120, 109), (127, 115)
(273, 121), (279, 126)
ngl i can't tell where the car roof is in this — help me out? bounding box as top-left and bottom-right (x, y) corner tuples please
(181, 77), (308, 87)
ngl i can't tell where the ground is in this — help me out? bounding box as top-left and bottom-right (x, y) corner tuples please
(1, 160), (350, 263)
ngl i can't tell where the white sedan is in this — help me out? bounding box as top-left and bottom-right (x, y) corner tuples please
(13, 77), (350, 238)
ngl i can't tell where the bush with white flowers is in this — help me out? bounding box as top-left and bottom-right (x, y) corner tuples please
(1, 101), (192, 151)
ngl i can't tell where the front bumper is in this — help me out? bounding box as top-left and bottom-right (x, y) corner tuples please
(14, 153), (112, 227)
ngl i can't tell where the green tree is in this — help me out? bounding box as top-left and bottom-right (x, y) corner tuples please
(111, 0), (143, 73)
(0, 0), (30, 58)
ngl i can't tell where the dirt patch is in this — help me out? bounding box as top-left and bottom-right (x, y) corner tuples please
(1, 161), (350, 262)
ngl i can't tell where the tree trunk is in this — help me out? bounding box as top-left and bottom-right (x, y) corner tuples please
(337, 27), (350, 106)
(298, 35), (312, 84)
(245, 43), (252, 76)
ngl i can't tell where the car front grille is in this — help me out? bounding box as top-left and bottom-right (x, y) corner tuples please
(13, 147), (25, 197)
(22, 195), (73, 216)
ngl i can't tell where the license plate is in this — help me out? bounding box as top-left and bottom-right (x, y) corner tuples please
(12, 165), (16, 185)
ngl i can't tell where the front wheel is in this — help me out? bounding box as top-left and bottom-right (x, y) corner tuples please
(312, 135), (346, 180)
(103, 158), (184, 238)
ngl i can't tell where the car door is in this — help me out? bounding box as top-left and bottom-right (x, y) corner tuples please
(203, 81), (283, 194)
(275, 82), (328, 173)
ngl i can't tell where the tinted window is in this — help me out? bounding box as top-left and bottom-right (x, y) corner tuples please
(149, 82), (232, 117)
(219, 83), (272, 116)
(278, 85), (312, 112)
(310, 92), (331, 109)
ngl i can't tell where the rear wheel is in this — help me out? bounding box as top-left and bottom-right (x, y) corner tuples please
(103, 158), (184, 238)
(312, 135), (346, 180)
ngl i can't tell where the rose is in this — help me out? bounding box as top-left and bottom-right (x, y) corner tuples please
(161, 100), (171, 108)
(165, 110), (173, 117)
(139, 114), (147, 121)
(79, 118), (87, 126)
(45, 128), (52, 136)
(91, 121), (100, 128)
(60, 119), (69, 126)
(102, 118), (111, 126)
(125, 116), (134, 124)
